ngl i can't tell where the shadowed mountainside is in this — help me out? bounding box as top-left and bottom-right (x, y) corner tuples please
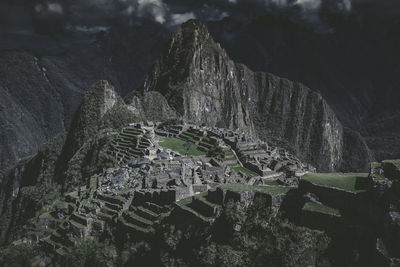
(0, 25), (170, 176)
(128, 20), (370, 172)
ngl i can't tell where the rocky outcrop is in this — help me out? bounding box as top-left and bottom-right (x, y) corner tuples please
(127, 91), (178, 122)
(55, 81), (137, 185)
(128, 20), (369, 172)
(0, 25), (169, 176)
(0, 80), (140, 245)
(207, 15), (400, 162)
(341, 128), (372, 172)
(60, 80), (117, 158)
(130, 21), (255, 135)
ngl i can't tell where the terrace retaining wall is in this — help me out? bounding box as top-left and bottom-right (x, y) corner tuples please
(300, 209), (343, 231)
(298, 179), (378, 223)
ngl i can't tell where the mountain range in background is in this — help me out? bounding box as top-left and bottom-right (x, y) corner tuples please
(0, 10), (399, 176)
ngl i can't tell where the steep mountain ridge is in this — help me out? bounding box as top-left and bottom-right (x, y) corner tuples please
(129, 20), (369, 171)
(0, 81), (139, 244)
(207, 15), (400, 162)
(55, 80), (139, 187)
(136, 21), (255, 135)
(57, 80), (118, 169)
(1, 15), (397, 176)
(0, 25), (170, 176)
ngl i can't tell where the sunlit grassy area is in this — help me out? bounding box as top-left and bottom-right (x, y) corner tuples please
(382, 159), (400, 167)
(303, 201), (340, 216)
(221, 184), (292, 196)
(233, 166), (259, 177)
(159, 137), (205, 156)
(302, 173), (369, 192)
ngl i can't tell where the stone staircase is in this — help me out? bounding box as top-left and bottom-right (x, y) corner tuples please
(173, 191), (222, 225)
(119, 202), (164, 235)
(110, 127), (151, 165)
(96, 192), (132, 222)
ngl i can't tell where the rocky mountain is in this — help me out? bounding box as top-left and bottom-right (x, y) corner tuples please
(128, 20), (370, 172)
(1, 13), (398, 177)
(55, 80), (139, 188)
(0, 25), (170, 176)
(0, 19), (371, 247)
(0, 80), (138, 245)
(0, 20), (398, 266)
(207, 14), (400, 162)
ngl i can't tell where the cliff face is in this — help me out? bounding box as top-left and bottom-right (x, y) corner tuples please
(56, 81), (137, 185)
(129, 20), (367, 171)
(0, 25), (169, 176)
(58, 80), (117, 164)
(0, 81), (138, 245)
(207, 15), (400, 162)
(0, 133), (65, 245)
(135, 21), (254, 135)
(241, 68), (344, 171)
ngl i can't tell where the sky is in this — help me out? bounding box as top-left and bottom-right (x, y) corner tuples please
(1, 0), (399, 34)
(0, 0), (398, 53)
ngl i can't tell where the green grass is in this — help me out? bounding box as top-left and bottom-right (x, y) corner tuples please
(119, 216), (151, 233)
(202, 136), (212, 143)
(80, 199), (97, 209)
(117, 186), (132, 194)
(221, 184), (292, 196)
(264, 180), (280, 186)
(302, 173), (369, 192)
(97, 212), (113, 220)
(39, 212), (64, 223)
(233, 167), (259, 177)
(70, 220), (85, 229)
(53, 200), (68, 210)
(181, 131), (201, 139)
(177, 192), (208, 206)
(303, 201), (340, 216)
(382, 159), (400, 167)
(226, 163), (240, 167)
(159, 137), (205, 156)
(126, 211), (153, 225)
(176, 197), (193, 206)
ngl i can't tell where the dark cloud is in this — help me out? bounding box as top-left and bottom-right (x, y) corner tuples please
(1, 0), (399, 33)
(0, 0), (399, 53)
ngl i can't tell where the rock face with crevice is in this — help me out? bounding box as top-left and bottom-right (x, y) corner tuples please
(128, 20), (369, 172)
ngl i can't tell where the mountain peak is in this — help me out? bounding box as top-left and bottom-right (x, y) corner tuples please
(84, 80), (117, 119)
(55, 81), (118, 180)
(179, 19), (210, 38)
(170, 19), (223, 54)
(130, 21), (370, 172)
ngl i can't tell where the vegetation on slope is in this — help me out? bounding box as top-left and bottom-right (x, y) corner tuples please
(303, 201), (340, 216)
(302, 173), (369, 192)
(159, 195), (330, 266)
(221, 184), (292, 196)
(232, 166), (259, 177)
(159, 137), (205, 156)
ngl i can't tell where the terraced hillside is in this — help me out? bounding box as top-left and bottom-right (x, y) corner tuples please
(110, 126), (151, 165)
(4, 115), (393, 266)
